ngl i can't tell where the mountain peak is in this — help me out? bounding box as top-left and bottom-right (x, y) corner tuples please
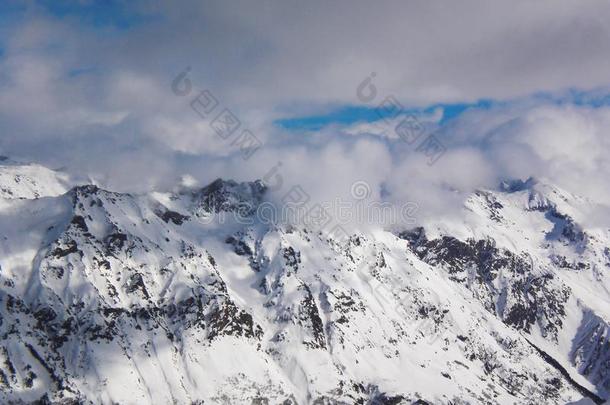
(499, 176), (538, 193)
(193, 178), (267, 214)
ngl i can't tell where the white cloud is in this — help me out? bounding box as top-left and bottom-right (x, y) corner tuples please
(0, 0), (610, 230)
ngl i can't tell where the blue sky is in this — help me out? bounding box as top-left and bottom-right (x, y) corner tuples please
(30, 1), (151, 29)
(275, 100), (496, 131)
(275, 88), (610, 132)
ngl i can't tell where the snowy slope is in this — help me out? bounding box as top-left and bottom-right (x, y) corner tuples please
(0, 165), (608, 404)
(0, 157), (71, 200)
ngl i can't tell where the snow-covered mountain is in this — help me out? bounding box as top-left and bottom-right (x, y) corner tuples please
(0, 159), (609, 404)
(0, 157), (71, 200)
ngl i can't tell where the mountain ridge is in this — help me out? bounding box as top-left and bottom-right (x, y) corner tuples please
(0, 161), (608, 404)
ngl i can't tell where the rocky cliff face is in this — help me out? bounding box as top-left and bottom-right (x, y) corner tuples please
(0, 161), (608, 404)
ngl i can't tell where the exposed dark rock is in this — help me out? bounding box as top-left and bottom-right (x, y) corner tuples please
(125, 272), (150, 299)
(195, 178), (266, 215)
(298, 284), (326, 349)
(105, 232), (127, 253)
(156, 208), (189, 225)
(70, 216), (88, 233)
(50, 240), (80, 258)
(400, 231), (570, 340)
(226, 235), (253, 256)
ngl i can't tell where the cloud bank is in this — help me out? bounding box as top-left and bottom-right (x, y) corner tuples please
(1, 1), (610, 229)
